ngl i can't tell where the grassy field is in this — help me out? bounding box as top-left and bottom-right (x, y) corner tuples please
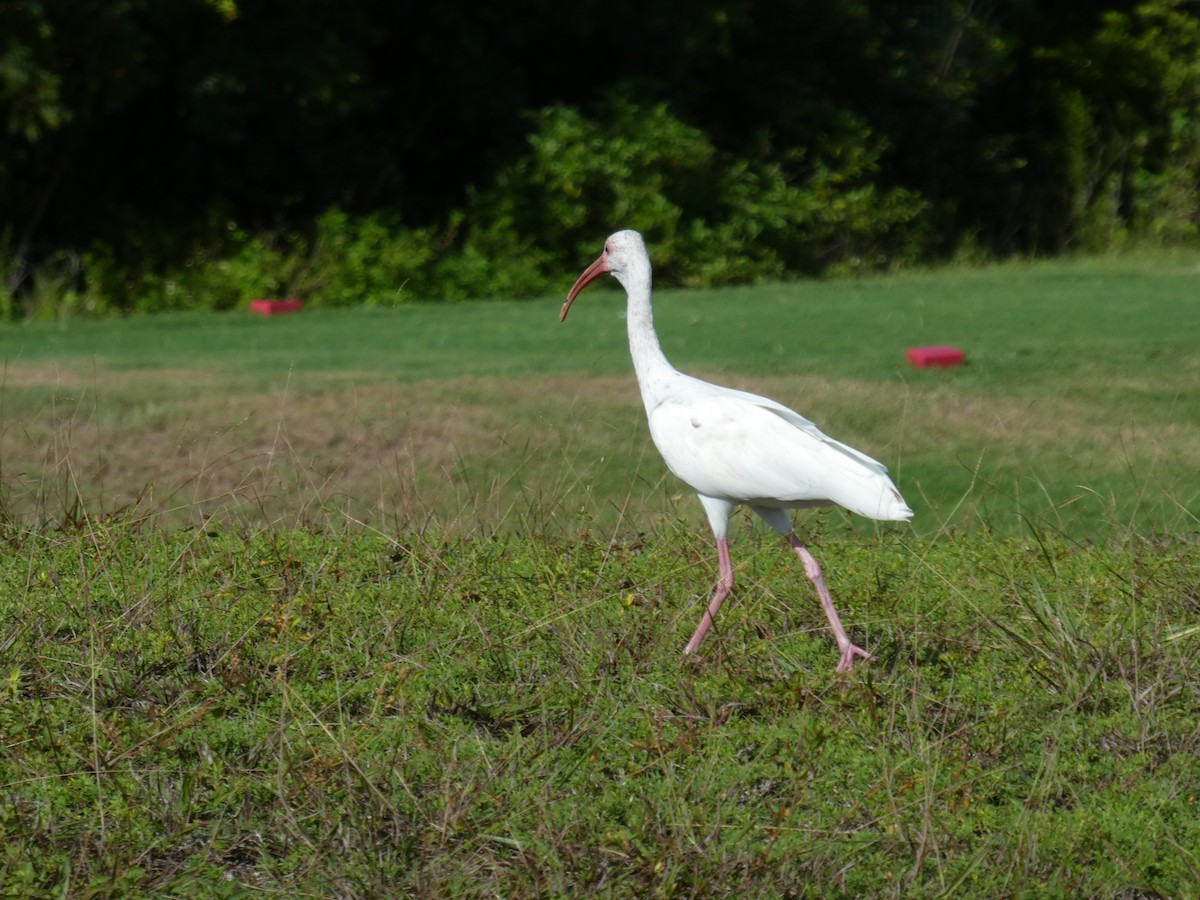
(2, 250), (1199, 538)
(2, 522), (1199, 895)
(2, 252), (1200, 895)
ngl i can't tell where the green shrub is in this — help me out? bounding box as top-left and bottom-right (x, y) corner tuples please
(0, 229), (19, 321)
(291, 209), (441, 306)
(6, 97), (933, 316)
(453, 96), (930, 289)
(162, 232), (297, 313)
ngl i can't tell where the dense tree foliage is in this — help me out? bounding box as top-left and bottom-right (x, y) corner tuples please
(1, 0), (1198, 314)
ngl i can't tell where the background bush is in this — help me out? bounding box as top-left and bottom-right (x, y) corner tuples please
(2, 0), (1198, 317)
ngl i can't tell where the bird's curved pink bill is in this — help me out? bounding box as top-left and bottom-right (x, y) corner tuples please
(560, 251), (611, 322)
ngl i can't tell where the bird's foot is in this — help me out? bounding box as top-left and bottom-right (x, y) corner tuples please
(681, 648), (706, 669)
(835, 644), (874, 672)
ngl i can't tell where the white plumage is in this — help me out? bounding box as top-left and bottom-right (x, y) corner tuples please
(561, 230), (911, 670)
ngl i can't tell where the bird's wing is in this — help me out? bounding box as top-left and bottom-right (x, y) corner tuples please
(712, 384), (890, 475)
(647, 387), (904, 517)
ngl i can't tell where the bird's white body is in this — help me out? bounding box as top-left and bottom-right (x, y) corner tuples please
(646, 380), (908, 519)
(562, 230), (911, 670)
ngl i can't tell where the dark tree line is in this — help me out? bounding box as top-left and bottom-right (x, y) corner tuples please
(2, 0), (1198, 313)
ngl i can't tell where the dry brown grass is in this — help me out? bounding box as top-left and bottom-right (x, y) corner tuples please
(2, 358), (1195, 534)
(0, 362), (647, 528)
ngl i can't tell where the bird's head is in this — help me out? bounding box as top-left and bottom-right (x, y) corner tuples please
(560, 230), (649, 322)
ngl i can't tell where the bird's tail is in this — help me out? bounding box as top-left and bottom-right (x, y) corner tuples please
(829, 468), (913, 521)
(819, 439), (913, 522)
(871, 482), (914, 521)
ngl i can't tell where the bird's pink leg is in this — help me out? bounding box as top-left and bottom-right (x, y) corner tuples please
(785, 535), (874, 671)
(683, 538), (733, 655)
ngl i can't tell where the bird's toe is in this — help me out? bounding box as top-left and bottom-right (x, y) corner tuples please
(836, 644), (875, 672)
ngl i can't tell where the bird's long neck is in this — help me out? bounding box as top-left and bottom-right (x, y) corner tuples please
(625, 279), (678, 409)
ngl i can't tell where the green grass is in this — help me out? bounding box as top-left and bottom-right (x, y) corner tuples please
(2, 517), (1198, 895)
(2, 251), (1198, 537)
(4, 251), (1197, 385)
(2, 252), (1200, 895)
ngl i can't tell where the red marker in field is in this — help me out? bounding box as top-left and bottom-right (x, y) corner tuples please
(907, 346), (965, 368)
(249, 299), (304, 316)
(561, 230), (912, 672)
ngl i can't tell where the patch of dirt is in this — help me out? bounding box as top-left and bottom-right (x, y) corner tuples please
(1, 361), (224, 391)
(1, 360), (89, 388)
(0, 368), (653, 528)
(3, 363), (1193, 530)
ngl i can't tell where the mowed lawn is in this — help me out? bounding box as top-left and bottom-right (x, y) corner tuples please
(1, 250), (1198, 538)
(2, 253), (1200, 896)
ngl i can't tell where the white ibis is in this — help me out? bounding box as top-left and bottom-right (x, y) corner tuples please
(561, 230), (912, 671)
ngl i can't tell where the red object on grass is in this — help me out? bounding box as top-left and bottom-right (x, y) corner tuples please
(249, 299), (304, 315)
(907, 345), (965, 368)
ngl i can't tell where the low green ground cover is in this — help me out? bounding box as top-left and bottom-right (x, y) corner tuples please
(1, 519), (1197, 895)
(2, 253), (1198, 894)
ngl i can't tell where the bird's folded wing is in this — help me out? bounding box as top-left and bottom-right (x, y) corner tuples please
(716, 386), (890, 474)
(647, 392), (890, 506)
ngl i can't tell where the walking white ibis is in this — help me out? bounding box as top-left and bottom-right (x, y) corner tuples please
(561, 230), (912, 671)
